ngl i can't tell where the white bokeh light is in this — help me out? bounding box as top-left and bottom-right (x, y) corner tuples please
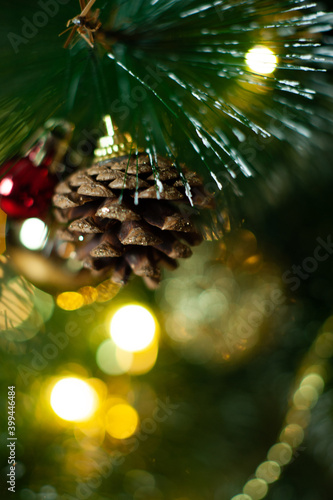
(110, 304), (156, 352)
(50, 377), (98, 422)
(245, 46), (278, 75)
(0, 178), (14, 196)
(19, 218), (48, 250)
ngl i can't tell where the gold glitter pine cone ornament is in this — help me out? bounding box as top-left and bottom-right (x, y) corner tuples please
(53, 153), (213, 289)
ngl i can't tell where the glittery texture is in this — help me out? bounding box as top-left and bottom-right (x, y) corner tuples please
(53, 153), (210, 288)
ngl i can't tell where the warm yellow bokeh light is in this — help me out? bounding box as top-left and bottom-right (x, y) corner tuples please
(300, 373), (324, 394)
(128, 336), (159, 375)
(285, 407), (310, 428)
(243, 478), (268, 500)
(57, 291), (85, 311)
(19, 218), (48, 250)
(293, 385), (318, 409)
(267, 442), (293, 466)
(105, 404), (139, 439)
(246, 46), (278, 75)
(50, 377), (98, 422)
(314, 332), (333, 358)
(96, 279), (121, 302)
(279, 423), (304, 448)
(78, 286), (99, 305)
(256, 461), (281, 484)
(0, 209), (6, 255)
(110, 305), (157, 352)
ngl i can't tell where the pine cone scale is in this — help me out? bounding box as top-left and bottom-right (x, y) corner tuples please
(90, 241), (123, 258)
(68, 217), (104, 234)
(77, 182), (114, 197)
(53, 194), (79, 209)
(138, 185), (185, 200)
(118, 221), (163, 246)
(96, 199), (141, 222)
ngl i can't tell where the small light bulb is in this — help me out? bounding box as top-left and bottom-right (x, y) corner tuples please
(50, 377), (98, 422)
(110, 304), (156, 352)
(0, 178), (14, 196)
(19, 218), (48, 250)
(246, 46), (278, 75)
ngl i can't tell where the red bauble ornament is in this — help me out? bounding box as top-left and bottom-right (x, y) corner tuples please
(0, 156), (57, 219)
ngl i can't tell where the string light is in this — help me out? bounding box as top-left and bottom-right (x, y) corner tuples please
(56, 281), (121, 311)
(230, 319), (333, 500)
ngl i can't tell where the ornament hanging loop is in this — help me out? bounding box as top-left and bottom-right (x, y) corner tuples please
(94, 115), (135, 160)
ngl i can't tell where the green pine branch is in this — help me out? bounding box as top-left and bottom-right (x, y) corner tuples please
(0, 0), (332, 201)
